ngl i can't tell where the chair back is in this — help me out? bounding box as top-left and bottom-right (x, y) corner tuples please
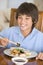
(35, 11), (43, 32)
(10, 8), (17, 27)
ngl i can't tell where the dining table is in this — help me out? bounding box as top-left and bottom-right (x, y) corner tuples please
(0, 47), (43, 65)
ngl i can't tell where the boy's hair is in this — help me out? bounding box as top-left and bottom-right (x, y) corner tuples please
(16, 2), (39, 28)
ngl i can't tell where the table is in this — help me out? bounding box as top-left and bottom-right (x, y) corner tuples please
(0, 47), (43, 65)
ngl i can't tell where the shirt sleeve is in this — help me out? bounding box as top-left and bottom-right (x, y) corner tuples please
(0, 28), (11, 39)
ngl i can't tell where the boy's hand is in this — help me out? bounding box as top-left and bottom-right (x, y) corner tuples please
(36, 53), (43, 60)
(0, 38), (9, 46)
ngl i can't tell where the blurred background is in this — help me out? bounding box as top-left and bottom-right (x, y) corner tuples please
(0, 0), (43, 31)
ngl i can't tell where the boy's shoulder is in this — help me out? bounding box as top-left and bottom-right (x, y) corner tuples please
(9, 26), (20, 33)
(10, 26), (19, 31)
(34, 28), (43, 36)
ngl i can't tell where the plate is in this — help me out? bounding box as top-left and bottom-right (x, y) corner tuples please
(3, 47), (38, 58)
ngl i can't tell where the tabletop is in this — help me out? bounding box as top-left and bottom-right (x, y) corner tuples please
(0, 47), (43, 65)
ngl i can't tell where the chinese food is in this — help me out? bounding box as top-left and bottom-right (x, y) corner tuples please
(10, 48), (31, 57)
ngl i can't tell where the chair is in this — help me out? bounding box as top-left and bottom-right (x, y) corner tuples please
(35, 11), (43, 32)
(10, 8), (43, 32)
(9, 8), (17, 27)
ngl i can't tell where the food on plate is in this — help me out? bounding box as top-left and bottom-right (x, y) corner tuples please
(10, 48), (31, 57)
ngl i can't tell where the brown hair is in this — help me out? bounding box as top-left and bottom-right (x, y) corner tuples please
(16, 2), (39, 28)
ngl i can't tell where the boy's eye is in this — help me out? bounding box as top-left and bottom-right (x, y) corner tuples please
(26, 17), (29, 20)
(18, 16), (22, 19)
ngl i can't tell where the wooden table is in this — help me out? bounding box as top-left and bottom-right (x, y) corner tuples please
(0, 47), (43, 65)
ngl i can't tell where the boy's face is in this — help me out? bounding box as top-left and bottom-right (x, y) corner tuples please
(17, 14), (33, 31)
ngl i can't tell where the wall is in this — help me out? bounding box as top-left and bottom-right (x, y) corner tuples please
(0, 9), (11, 31)
(34, 0), (43, 11)
(8, 0), (34, 8)
(0, 0), (7, 10)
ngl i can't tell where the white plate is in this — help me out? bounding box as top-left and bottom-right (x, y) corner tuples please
(3, 47), (38, 58)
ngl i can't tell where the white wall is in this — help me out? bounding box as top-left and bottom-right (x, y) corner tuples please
(8, 0), (34, 8)
(0, 0), (43, 10)
(26, 0), (34, 3)
(0, 0), (10, 30)
(0, 0), (8, 10)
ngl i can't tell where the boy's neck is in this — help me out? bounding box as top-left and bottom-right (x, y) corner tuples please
(21, 28), (32, 37)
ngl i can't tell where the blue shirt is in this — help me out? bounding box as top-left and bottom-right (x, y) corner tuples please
(0, 26), (43, 53)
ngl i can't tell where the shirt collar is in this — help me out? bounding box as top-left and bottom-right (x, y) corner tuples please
(19, 27), (37, 38)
